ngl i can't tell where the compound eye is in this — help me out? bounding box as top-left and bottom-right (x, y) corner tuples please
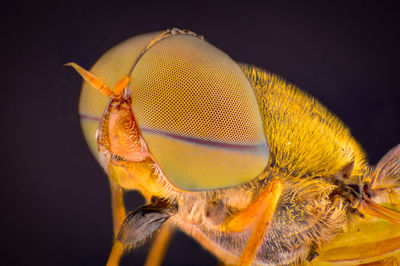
(130, 34), (269, 191)
(78, 32), (161, 157)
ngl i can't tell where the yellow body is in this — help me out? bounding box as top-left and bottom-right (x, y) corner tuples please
(242, 65), (400, 264)
(70, 29), (400, 265)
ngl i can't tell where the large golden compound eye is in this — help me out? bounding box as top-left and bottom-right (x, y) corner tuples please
(77, 30), (269, 191)
(129, 33), (269, 191)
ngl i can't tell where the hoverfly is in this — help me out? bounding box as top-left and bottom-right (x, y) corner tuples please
(67, 28), (400, 265)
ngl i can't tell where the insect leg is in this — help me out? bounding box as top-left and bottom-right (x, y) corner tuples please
(107, 241), (125, 266)
(237, 179), (284, 266)
(109, 178), (128, 238)
(144, 222), (175, 266)
(107, 178), (128, 266)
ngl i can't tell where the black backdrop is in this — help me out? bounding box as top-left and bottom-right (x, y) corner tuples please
(2, 1), (400, 265)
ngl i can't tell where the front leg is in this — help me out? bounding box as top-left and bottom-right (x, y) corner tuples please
(144, 222), (175, 266)
(109, 178), (128, 238)
(107, 178), (128, 266)
(237, 179), (283, 266)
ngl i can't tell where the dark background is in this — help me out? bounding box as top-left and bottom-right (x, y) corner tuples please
(2, 1), (399, 265)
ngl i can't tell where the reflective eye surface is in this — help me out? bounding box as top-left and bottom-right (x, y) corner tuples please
(79, 32), (269, 191)
(129, 34), (269, 190)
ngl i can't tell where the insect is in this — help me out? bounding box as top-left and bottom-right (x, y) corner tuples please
(67, 28), (400, 265)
